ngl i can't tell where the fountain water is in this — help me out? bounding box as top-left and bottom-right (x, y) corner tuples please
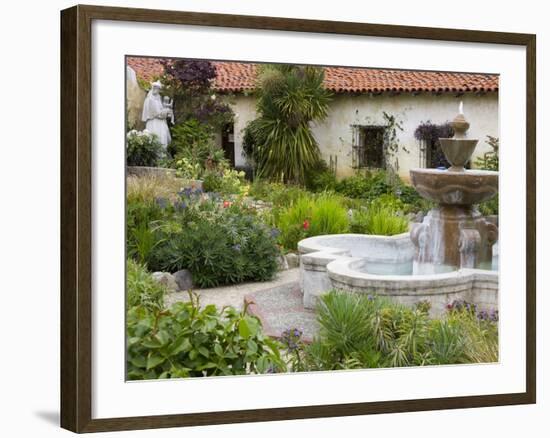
(298, 104), (499, 316)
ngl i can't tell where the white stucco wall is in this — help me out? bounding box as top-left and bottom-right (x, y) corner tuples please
(230, 92), (499, 180)
(231, 95), (258, 167)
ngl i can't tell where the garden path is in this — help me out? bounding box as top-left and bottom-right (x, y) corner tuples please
(166, 268), (319, 342)
(166, 268), (300, 310)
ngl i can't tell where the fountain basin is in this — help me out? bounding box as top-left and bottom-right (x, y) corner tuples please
(410, 168), (498, 205)
(298, 233), (498, 317)
(439, 138), (478, 170)
(299, 233), (414, 309)
(328, 258), (498, 317)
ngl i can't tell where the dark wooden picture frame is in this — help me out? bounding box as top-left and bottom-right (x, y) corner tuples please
(60, 4), (536, 433)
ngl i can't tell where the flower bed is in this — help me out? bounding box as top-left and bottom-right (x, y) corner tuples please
(127, 177), (281, 288)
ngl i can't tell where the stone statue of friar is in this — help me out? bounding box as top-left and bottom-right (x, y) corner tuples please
(141, 80), (172, 150)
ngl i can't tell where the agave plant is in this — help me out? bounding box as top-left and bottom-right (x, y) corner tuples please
(245, 64), (331, 184)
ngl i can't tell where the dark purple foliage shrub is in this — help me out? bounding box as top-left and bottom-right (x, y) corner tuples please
(414, 121), (454, 169)
(159, 59), (234, 129)
(414, 121), (454, 143)
(162, 59), (216, 92)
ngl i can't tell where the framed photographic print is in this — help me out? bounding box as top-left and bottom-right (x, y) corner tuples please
(60, 4), (536, 433)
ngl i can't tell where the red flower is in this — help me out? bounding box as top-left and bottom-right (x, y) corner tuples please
(223, 200), (231, 208)
(303, 220), (310, 230)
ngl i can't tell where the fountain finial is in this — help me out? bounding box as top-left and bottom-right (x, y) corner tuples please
(451, 102), (470, 138)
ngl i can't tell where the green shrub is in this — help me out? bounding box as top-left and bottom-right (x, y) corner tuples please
(170, 119), (229, 178)
(473, 136), (499, 216)
(173, 157), (202, 180)
(350, 205), (408, 236)
(317, 293), (433, 368)
(475, 135), (499, 171)
(285, 291), (498, 371)
(202, 171), (224, 193)
(126, 199), (167, 265)
(202, 168), (246, 196)
(371, 193), (406, 212)
(335, 171), (391, 200)
(478, 194), (499, 216)
(249, 180), (308, 207)
(244, 64), (331, 184)
(128, 222), (164, 265)
(127, 294), (286, 379)
(304, 160), (337, 192)
(219, 168), (246, 195)
(395, 184), (429, 212)
(428, 319), (469, 364)
(276, 196), (313, 250)
(126, 129), (163, 167)
(169, 118), (213, 159)
(309, 195), (350, 236)
(444, 303), (499, 363)
(150, 211), (280, 288)
(334, 174), (369, 199)
(334, 171), (429, 214)
(276, 194), (349, 250)
(126, 259), (166, 310)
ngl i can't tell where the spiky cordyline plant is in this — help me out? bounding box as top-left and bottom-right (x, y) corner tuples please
(248, 64), (331, 184)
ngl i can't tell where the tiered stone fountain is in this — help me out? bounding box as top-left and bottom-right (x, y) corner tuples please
(298, 104), (499, 316)
(410, 106), (498, 273)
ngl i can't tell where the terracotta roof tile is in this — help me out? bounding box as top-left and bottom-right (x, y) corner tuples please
(127, 57), (165, 82)
(127, 57), (498, 93)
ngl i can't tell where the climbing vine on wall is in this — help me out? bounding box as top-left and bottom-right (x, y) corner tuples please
(381, 111), (406, 176)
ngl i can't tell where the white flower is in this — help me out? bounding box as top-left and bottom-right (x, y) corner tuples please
(211, 94), (217, 101)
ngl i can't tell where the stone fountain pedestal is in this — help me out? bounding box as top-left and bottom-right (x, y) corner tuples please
(411, 205), (498, 274)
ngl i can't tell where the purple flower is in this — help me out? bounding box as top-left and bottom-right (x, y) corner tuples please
(179, 187), (193, 198)
(281, 328), (302, 352)
(155, 197), (169, 209)
(448, 299), (477, 314)
(174, 201), (187, 211)
(270, 228), (281, 238)
(477, 310), (489, 321)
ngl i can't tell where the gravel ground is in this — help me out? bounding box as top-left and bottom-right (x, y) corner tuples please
(166, 268), (319, 341)
(165, 268), (300, 310)
(245, 284), (319, 343)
